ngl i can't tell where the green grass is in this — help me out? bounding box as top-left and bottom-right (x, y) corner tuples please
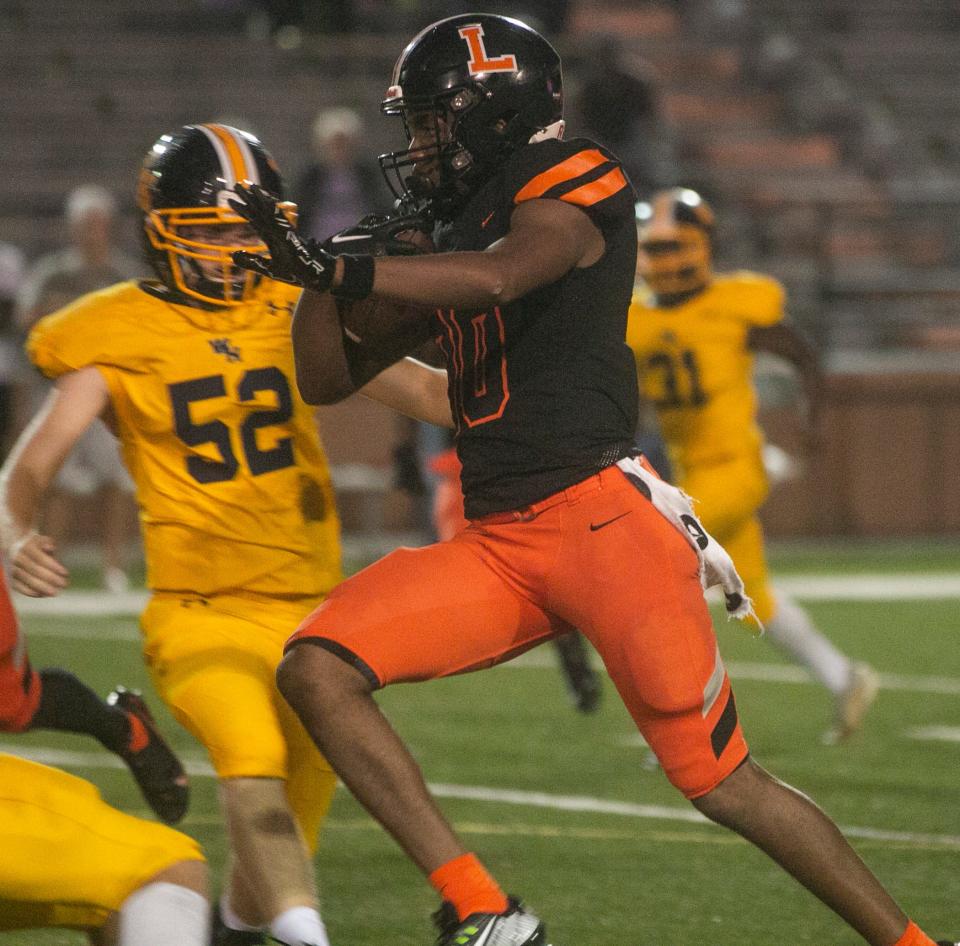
(2, 548), (959, 945)
(766, 537), (960, 574)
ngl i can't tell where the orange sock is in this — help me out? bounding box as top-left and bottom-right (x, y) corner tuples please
(429, 853), (509, 921)
(893, 921), (938, 946)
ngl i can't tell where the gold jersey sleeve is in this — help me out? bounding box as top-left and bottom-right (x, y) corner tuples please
(28, 279), (342, 598)
(625, 272), (785, 474)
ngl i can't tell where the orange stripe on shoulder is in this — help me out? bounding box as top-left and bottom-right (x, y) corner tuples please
(559, 167), (628, 208)
(513, 149), (609, 204)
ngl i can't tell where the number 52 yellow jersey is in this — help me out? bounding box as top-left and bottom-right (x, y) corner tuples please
(28, 279), (342, 599)
(626, 271), (785, 476)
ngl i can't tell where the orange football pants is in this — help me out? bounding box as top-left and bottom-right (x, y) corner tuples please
(290, 463), (748, 799)
(0, 571), (40, 733)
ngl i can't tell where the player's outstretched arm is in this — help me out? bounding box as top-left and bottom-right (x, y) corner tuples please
(360, 358), (453, 428)
(291, 289), (354, 404)
(365, 197), (604, 308)
(292, 290), (434, 405)
(232, 179), (602, 309)
(0, 366), (109, 596)
(748, 321), (824, 443)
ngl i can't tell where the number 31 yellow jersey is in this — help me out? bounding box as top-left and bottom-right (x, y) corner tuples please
(626, 271), (784, 475)
(28, 279), (342, 599)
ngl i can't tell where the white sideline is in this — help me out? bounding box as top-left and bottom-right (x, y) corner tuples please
(14, 595), (960, 697)
(10, 571), (960, 619)
(1, 741), (958, 851)
(775, 573), (960, 600)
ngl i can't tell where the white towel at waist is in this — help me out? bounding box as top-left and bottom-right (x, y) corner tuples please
(616, 455), (761, 631)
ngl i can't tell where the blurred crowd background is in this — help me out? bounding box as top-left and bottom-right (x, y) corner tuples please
(1, 0), (958, 577)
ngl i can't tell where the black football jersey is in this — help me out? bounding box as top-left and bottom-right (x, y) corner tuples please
(433, 136), (639, 518)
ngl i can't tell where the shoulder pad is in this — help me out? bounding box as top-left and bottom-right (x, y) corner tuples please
(508, 137), (631, 211)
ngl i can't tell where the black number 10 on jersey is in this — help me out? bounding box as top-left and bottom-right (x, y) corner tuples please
(436, 307), (510, 427)
(168, 367), (294, 483)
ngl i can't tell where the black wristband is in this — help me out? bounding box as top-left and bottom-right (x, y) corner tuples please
(332, 254), (375, 300)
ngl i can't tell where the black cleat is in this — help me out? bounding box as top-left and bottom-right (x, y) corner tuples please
(211, 905), (267, 945)
(108, 686), (189, 825)
(935, 941), (959, 945)
(432, 896), (549, 946)
(553, 631), (601, 713)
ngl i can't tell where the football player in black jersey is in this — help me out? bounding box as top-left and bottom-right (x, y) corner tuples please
(230, 14), (949, 946)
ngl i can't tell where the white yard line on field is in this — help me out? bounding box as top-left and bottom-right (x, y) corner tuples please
(907, 726), (960, 744)
(2, 742), (958, 851)
(772, 573), (960, 600)
(14, 590), (149, 618)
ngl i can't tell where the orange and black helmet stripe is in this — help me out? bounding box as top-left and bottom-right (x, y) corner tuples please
(193, 123), (261, 189)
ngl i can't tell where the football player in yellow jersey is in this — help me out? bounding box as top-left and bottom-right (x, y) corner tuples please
(627, 188), (878, 744)
(0, 567), (209, 944)
(0, 124), (449, 946)
(0, 753), (209, 945)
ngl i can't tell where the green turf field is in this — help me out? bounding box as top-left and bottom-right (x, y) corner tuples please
(2, 542), (959, 945)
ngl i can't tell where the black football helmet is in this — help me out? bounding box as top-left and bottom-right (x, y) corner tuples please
(379, 14), (564, 220)
(635, 188), (715, 304)
(138, 123), (292, 307)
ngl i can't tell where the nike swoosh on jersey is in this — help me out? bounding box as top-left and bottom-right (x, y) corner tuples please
(589, 511), (631, 531)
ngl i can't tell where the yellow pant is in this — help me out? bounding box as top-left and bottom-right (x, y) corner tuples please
(0, 755), (203, 931)
(141, 592), (337, 849)
(680, 451), (777, 625)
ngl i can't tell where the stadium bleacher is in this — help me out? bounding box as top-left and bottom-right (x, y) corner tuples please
(2, 0), (959, 537)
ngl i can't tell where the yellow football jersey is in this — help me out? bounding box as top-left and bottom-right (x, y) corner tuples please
(0, 753), (203, 930)
(626, 271), (785, 474)
(29, 279), (342, 598)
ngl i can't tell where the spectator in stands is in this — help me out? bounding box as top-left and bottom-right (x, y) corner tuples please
(292, 107), (388, 244)
(15, 185), (142, 593)
(0, 244), (26, 459)
(249, 0), (305, 32)
(575, 35), (675, 197)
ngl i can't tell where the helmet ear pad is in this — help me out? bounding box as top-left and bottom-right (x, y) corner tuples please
(455, 105), (521, 172)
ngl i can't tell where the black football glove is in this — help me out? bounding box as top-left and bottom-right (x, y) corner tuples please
(228, 181), (336, 292)
(321, 209), (434, 258)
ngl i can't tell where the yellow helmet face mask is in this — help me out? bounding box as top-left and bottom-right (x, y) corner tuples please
(143, 206), (268, 307)
(636, 188), (714, 304)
